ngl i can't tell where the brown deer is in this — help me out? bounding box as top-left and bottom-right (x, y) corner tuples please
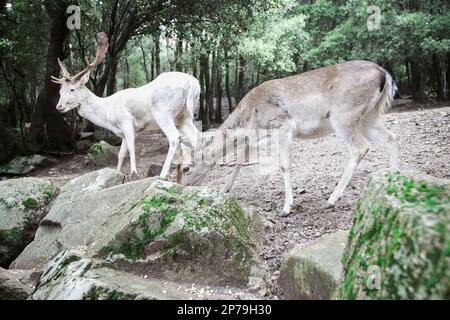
(177, 61), (399, 216)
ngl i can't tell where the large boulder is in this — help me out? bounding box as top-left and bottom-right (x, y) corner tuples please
(0, 267), (34, 300)
(0, 177), (58, 267)
(279, 230), (348, 300)
(338, 170), (450, 300)
(11, 168), (124, 270)
(88, 141), (119, 166)
(31, 250), (259, 300)
(0, 155), (56, 176)
(12, 169), (264, 291)
(91, 180), (264, 290)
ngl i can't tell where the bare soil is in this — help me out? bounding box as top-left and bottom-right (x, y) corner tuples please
(20, 102), (450, 299)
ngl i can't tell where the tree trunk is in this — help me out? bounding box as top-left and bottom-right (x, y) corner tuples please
(200, 53), (211, 129)
(237, 55), (246, 103)
(151, 44), (155, 81)
(175, 36), (183, 72)
(215, 65), (223, 124)
(447, 53), (450, 100)
(199, 60), (205, 125)
(106, 57), (118, 96)
(124, 58), (130, 89)
(210, 49), (217, 123)
(139, 40), (150, 83)
(410, 60), (425, 102)
(432, 54), (444, 100)
(405, 60), (412, 92)
(27, 1), (73, 153)
(155, 30), (161, 76)
(234, 55), (239, 103)
(224, 50), (233, 113)
(256, 64), (261, 86)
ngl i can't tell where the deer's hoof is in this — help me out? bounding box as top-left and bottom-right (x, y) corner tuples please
(325, 199), (337, 210)
(278, 210), (291, 218)
(130, 172), (140, 181)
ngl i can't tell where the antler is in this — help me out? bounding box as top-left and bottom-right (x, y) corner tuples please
(58, 58), (71, 78)
(51, 58), (71, 84)
(72, 32), (109, 81)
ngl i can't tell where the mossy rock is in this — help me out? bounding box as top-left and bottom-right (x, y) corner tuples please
(0, 155), (56, 176)
(337, 170), (450, 300)
(11, 168), (124, 270)
(11, 171), (264, 292)
(94, 180), (264, 289)
(0, 178), (59, 268)
(279, 231), (348, 300)
(88, 141), (119, 166)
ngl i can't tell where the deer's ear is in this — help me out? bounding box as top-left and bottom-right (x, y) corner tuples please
(79, 70), (91, 85)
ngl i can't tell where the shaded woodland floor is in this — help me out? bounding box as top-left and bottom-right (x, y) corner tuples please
(15, 101), (450, 299)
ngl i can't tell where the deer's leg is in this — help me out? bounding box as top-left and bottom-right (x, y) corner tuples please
(279, 129), (294, 216)
(222, 164), (243, 193)
(178, 118), (201, 167)
(328, 131), (369, 206)
(154, 114), (182, 180)
(117, 139), (128, 173)
(364, 124), (399, 170)
(122, 121), (138, 177)
(178, 118), (200, 148)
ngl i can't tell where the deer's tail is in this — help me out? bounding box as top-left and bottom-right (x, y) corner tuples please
(377, 70), (398, 115)
(186, 78), (201, 117)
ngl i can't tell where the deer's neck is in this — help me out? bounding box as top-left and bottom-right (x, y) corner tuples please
(77, 88), (115, 129)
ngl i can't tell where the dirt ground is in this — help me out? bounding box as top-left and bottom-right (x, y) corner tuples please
(21, 101), (450, 298)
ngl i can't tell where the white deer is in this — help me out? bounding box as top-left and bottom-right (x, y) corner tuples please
(52, 32), (200, 179)
(177, 61), (399, 216)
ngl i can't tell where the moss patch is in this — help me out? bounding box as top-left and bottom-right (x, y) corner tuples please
(3, 227), (26, 243)
(88, 144), (105, 159)
(102, 184), (253, 261)
(338, 171), (450, 300)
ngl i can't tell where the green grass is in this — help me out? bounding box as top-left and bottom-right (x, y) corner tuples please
(22, 197), (38, 209)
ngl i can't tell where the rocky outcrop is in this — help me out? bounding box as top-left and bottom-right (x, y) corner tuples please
(0, 178), (59, 267)
(0, 268), (34, 300)
(0, 155), (56, 176)
(11, 168), (124, 270)
(279, 231), (348, 300)
(88, 141), (119, 166)
(12, 169), (265, 293)
(338, 170), (450, 300)
(31, 250), (260, 300)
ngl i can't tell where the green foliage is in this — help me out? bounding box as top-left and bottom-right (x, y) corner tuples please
(22, 197), (38, 209)
(4, 227), (25, 242)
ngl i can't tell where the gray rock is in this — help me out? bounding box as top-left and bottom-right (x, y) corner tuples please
(0, 177), (59, 267)
(11, 168), (124, 270)
(31, 250), (259, 300)
(89, 180), (264, 289)
(0, 267), (34, 300)
(145, 163), (164, 178)
(94, 129), (122, 146)
(76, 140), (94, 152)
(279, 230), (348, 300)
(88, 141), (119, 166)
(11, 169), (264, 291)
(0, 155), (56, 176)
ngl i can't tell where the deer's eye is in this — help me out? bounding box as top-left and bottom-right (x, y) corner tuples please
(70, 89), (75, 92)
(183, 167), (190, 174)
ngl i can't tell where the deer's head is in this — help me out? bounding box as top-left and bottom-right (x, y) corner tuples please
(52, 32), (109, 113)
(176, 133), (220, 186)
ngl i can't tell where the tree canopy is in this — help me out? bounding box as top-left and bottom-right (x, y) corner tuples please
(0, 0), (449, 161)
